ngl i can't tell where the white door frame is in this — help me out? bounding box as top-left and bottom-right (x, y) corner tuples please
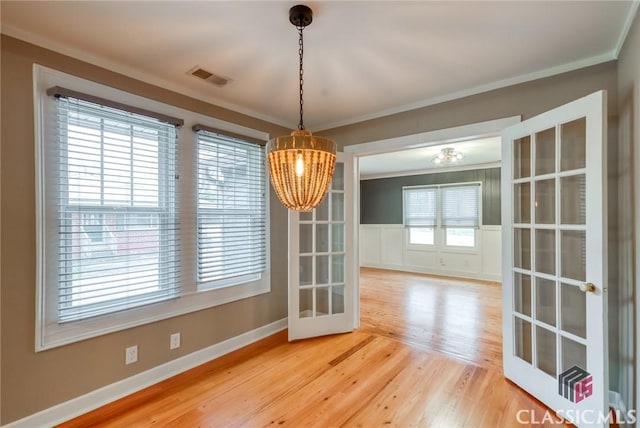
(343, 116), (522, 327)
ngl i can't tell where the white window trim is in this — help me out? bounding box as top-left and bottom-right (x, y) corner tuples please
(402, 182), (482, 252)
(34, 65), (270, 351)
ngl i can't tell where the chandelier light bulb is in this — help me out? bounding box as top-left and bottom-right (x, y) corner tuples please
(295, 152), (305, 177)
(432, 147), (463, 164)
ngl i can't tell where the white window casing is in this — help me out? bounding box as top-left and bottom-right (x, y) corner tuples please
(34, 65), (270, 351)
(402, 182), (481, 249)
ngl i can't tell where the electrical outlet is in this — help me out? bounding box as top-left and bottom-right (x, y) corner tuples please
(170, 333), (181, 350)
(125, 345), (138, 364)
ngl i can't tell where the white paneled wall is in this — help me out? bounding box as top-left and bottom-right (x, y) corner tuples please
(360, 224), (502, 281)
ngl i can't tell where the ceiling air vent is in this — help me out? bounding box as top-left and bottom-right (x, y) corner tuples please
(188, 66), (230, 87)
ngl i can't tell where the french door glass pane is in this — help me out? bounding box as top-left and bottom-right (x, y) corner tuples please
(316, 255), (329, 285)
(332, 224), (345, 252)
(331, 254), (345, 283)
(316, 224), (328, 253)
(331, 192), (345, 221)
(560, 230), (586, 281)
(535, 128), (556, 176)
(514, 136), (531, 179)
(534, 179), (555, 224)
(300, 288), (313, 318)
(514, 272), (532, 316)
(561, 174), (586, 224)
(332, 286), (345, 314)
(562, 336), (587, 372)
(535, 229), (556, 275)
(316, 287), (330, 316)
(514, 228), (531, 270)
(561, 283), (587, 339)
(515, 317), (532, 363)
(560, 118), (586, 171)
(331, 163), (344, 190)
(514, 182), (531, 223)
(316, 198), (329, 221)
(300, 224), (312, 254)
(300, 256), (312, 286)
(535, 277), (556, 327)
(536, 326), (557, 377)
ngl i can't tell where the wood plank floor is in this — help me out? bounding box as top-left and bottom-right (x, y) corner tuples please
(58, 268), (572, 428)
(359, 268), (503, 370)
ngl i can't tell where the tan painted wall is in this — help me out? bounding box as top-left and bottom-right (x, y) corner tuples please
(617, 9), (639, 417)
(320, 61), (618, 147)
(0, 35), (291, 424)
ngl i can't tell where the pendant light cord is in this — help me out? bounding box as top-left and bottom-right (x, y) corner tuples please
(297, 24), (305, 130)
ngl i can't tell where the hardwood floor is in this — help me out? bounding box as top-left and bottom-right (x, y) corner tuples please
(359, 267), (503, 370)
(58, 268), (572, 428)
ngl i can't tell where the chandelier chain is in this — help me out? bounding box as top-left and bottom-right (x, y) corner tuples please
(298, 25), (305, 130)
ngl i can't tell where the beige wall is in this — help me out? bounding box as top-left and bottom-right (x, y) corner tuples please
(320, 61), (618, 147)
(0, 35), (291, 424)
(617, 9), (640, 418)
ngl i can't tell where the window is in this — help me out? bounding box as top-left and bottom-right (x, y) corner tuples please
(195, 129), (267, 289)
(403, 182), (480, 248)
(49, 95), (180, 322)
(441, 184), (480, 247)
(35, 66), (270, 350)
(403, 187), (436, 245)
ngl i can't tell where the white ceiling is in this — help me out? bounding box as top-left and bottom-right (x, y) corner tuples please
(1, 1), (637, 133)
(359, 137), (502, 179)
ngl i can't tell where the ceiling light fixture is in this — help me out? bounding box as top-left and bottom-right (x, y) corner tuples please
(266, 5), (337, 212)
(432, 147), (463, 164)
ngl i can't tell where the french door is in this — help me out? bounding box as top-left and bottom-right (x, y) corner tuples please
(502, 91), (608, 427)
(288, 152), (355, 340)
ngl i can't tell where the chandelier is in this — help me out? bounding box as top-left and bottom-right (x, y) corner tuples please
(432, 147), (463, 164)
(266, 5), (337, 212)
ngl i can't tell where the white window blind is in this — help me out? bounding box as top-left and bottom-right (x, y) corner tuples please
(50, 95), (180, 322)
(441, 184), (480, 228)
(196, 130), (267, 286)
(403, 187), (437, 227)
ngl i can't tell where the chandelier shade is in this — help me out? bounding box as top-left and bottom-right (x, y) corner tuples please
(267, 130), (336, 212)
(266, 4), (337, 212)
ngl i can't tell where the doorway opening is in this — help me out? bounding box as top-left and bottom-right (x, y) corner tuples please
(344, 116), (520, 368)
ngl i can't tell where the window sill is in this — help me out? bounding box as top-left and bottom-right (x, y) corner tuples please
(37, 272), (271, 351)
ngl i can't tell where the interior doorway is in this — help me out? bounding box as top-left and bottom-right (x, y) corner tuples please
(343, 116), (521, 367)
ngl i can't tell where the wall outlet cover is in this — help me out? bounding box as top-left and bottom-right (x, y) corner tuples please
(125, 345), (138, 364)
(170, 333), (181, 350)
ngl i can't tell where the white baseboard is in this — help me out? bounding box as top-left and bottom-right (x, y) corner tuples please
(3, 318), (287, 428)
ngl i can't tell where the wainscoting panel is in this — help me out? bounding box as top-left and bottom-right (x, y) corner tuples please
(360, 225), (502, 281)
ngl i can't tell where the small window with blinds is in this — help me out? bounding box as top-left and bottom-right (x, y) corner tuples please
(403, 186), (437, 245)
(441, 184), (480, 247)
(195, 129), (267, 289)
(48, 94), (180, 322)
